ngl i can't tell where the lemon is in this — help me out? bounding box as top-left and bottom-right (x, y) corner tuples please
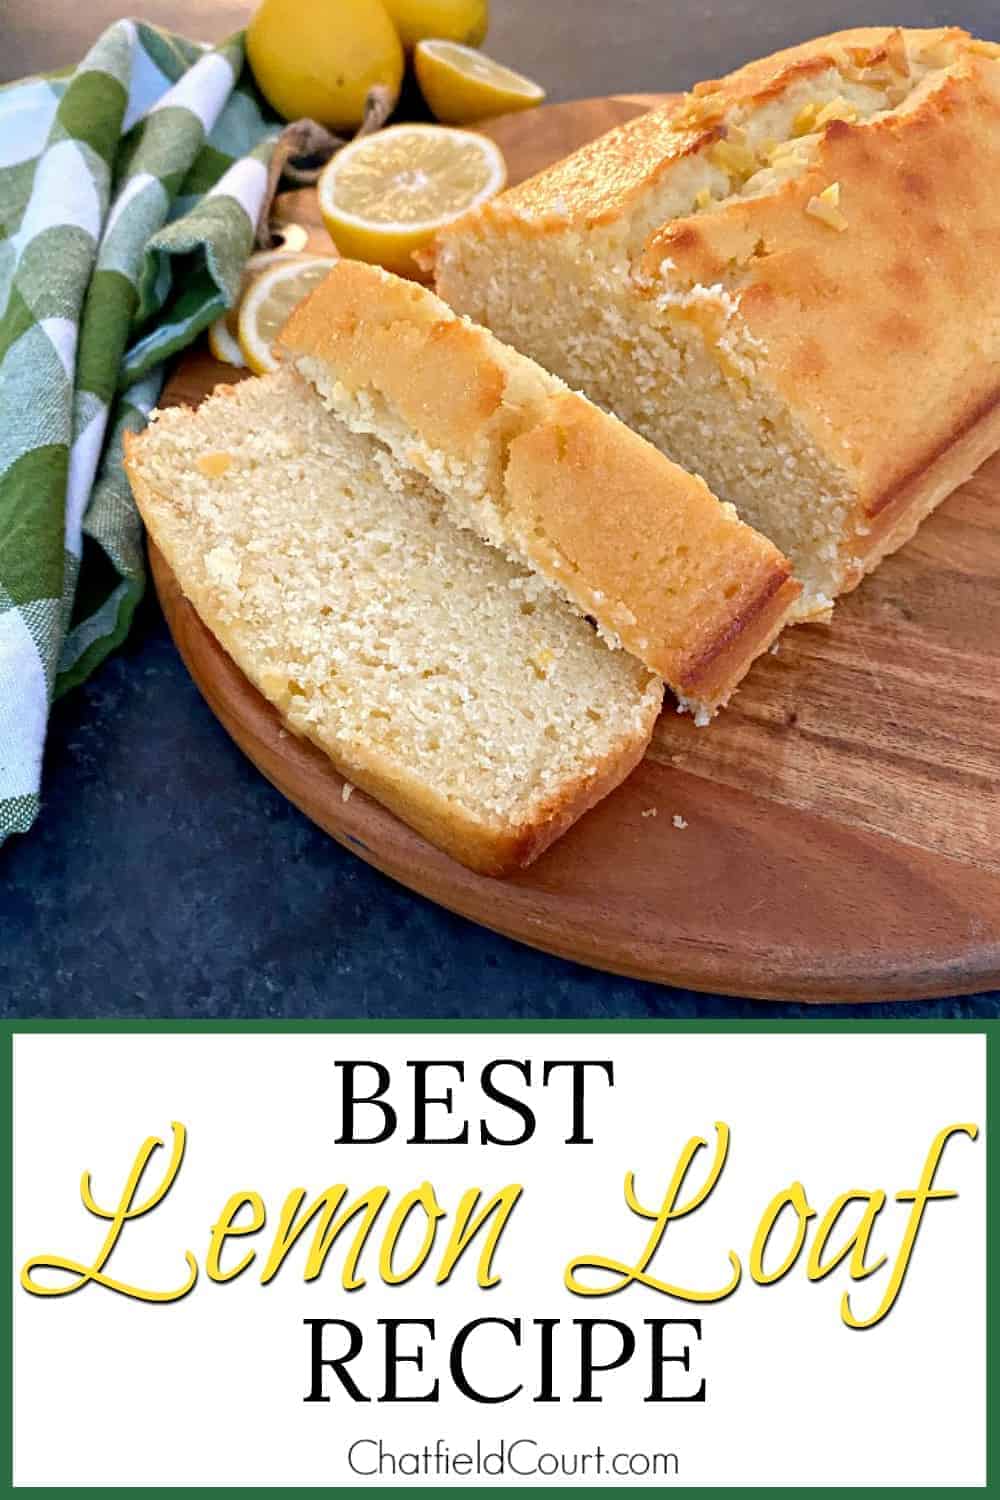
(239, 244), (320, 302)
(383, 0), (488, 50)
(207, 317), (247, 368)
(415, 40), (544, 124)
(207, 234), (323, 368)
(246, 0), (404, 132)
(268, 222), (310, 254)
(317, 123), (505, 275)
(237, 257), (341, 374)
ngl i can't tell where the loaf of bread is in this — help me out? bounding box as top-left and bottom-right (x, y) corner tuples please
(430, 27), (1000, 619)
(278, 259), (799, 719)
(124, 371), (662, 876)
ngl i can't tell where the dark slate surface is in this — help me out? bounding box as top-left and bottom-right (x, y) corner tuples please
(4, 598), (998, 1019)
(2, 0), (998, 1019)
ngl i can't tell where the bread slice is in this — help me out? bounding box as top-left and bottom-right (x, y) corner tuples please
(124, 371), (662, 876)
(277, 259), (799, 721)
(430, 27), (1000, 620)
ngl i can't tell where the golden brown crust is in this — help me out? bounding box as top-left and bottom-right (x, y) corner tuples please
(677, 572), (802, 703)
(280, 260), (799, 710)
(837, 389), (1000, 592)
(124, 427), (660, 878)
(436, 27), (973, 241)
(503, 392), (796, 697)
(639, 43), (1000, 519)
(279, 260), (509, 453)
(433, 27), (1000, 600)
(482, 698), (659, 875)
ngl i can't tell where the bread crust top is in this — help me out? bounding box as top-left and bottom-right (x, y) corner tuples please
(279, 260), (798, 708)
(435, 27), (1000, 514)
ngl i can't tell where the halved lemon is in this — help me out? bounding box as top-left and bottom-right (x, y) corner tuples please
(317, 123), (506, 276)
(237, 257), (341, 374)
(415, 40), (545, 125)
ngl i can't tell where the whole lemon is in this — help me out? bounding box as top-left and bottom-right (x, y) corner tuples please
(247, 0), (405, 132)
(382, 0), (488, 51)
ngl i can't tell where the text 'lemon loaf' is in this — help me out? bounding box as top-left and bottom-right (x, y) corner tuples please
(431, 27), (1000, 618)
(124, 372), (662, 876)
(277, 259), (800, 720)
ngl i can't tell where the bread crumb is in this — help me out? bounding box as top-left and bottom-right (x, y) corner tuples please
(342, 782), (354, 803)
(131, 367), (661, 852)
(672, 814), (688, 829)
(204, 543), (241, 587)
(641, 807), (658, 818)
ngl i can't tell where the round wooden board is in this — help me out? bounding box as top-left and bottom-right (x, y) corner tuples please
(155, 95), (1000, 1004)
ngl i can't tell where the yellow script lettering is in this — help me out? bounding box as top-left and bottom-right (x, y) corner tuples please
(20, 1122), (196, 1302)
(807, 1191), (887, 1282)
(565, 1123), (740, 1301)
(841, 1123), (978, 1329)
(206, 1191), (266, 1283)
(259, 1185), (388, 1288)
(750, 1183), (815, 1285)
(435, 1185), (523, 1289)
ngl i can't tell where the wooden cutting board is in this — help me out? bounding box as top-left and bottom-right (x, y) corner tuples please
(155, 94), (1000, 1004)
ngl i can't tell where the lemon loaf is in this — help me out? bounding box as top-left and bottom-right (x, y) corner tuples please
(278, 259), (800, 718)
(124, 372), (662, 876)
(430, 27), (1000, 618)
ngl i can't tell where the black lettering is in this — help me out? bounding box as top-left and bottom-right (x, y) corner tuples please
(574, 1318), (635, 1401)
(407, 1061), (468, 1144)
(334, 1061), (395, 1144)
(533, 1317), (559, 1403)
(450, 1317), (523, 1402)
(644, 1318), (706, 1402)
(381, 1319), (439, 1401)
(542, 1061), (614, 1144)
(480, 1059), (534, 1145)
(303, 1318), (369, 1402)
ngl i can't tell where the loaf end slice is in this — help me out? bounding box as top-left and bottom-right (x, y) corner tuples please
(124, 371), (662, 876)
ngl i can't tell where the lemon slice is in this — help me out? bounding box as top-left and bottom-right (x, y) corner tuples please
(207, 316), (247, 368)
(239, 245), (318, 312)
(415, 40), (545, 125)
(317, 123), (506, 276)
(237, 257), (340, 374)
(207, 239), (330, 368)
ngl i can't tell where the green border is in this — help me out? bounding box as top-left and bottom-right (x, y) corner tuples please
(2, 1020), (994, 1494)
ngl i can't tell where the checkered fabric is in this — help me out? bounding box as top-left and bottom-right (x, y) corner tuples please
(0, 20), (279, 841)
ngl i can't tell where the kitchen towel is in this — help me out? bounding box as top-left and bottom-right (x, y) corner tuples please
(0, 19), (278, 843)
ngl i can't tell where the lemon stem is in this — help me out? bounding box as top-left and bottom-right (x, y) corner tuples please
(255, 85), (398, 249)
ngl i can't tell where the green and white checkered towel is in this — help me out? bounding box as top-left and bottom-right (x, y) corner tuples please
(0, 19), (281, 843)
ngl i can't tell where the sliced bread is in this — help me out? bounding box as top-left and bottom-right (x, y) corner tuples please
(124, 371), (662, 876)
(277, 259), (800, 721)
(429, 27), (1000, 619)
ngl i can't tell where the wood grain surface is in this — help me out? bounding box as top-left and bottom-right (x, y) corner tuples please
(155, 94), (1000, 1003)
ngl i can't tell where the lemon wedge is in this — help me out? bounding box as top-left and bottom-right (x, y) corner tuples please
(237, 257), (340, 374)
(415, 40), (544, 125)
(317, 123), (506, 275)
(207, 316), (247, 368)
